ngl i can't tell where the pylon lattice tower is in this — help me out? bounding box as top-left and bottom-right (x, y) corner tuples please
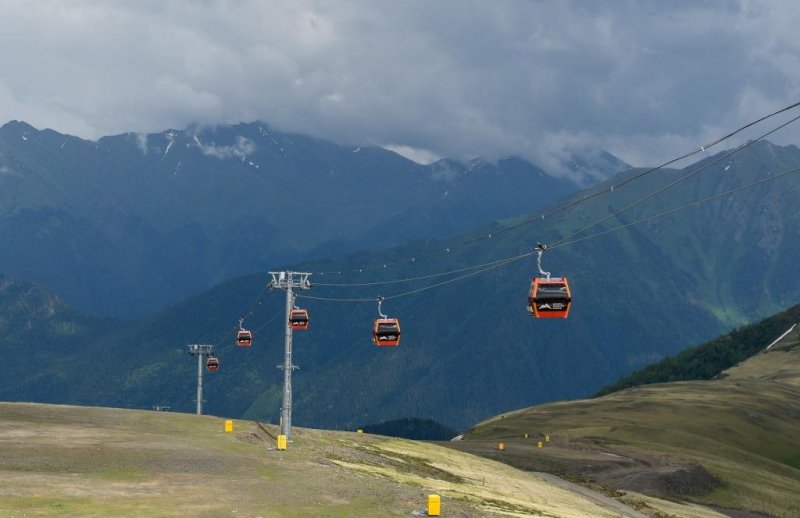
(268, 271), (312, 439)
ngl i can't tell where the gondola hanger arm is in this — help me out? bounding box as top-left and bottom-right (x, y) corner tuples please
(536, 243), (551, 280)
(377, 296), (387, 319)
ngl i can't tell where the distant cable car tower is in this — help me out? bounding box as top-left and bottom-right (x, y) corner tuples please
(186, 344), (215, 415)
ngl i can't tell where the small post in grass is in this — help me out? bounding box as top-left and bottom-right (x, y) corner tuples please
(427, 494), (441, 516)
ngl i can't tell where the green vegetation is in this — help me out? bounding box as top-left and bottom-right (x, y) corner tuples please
(451, 317), (800, 517)
(596, 303), (800, 396)
(0, 402), (682, 517)
(1, 140), (800, 434)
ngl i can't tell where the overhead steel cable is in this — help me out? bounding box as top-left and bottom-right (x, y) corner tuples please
(382, 254), (528, 300)
(252, 308), (285, 334)
(312, 100), (800, 277)
(297, 253), (530, 303)
(297, 164), (800, 304)
(548, 111), (800, 248)
(312, 255), (525, 287)
(208, 283), (272, 348)
(550, 165), (800, 249)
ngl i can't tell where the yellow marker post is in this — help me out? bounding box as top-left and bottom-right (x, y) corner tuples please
(498, 442), (505, 451)
(545, 434), (550, 443)
(224, 420), (234, 433)
(427, 494), (441, 516)
(537, 441), (543, 448)
(277, 434), (287, 450)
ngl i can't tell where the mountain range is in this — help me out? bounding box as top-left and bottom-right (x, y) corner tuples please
(0, 120), (625, 317)
(1, 135), (798, 431)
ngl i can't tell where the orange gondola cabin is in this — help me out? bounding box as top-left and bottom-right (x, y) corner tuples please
(528, 277), (572, 319)
(372, 318), (401, 347)
(289, 309), (310, 330)
(236, 329), (253, 347)
(206, 356), (220, 372)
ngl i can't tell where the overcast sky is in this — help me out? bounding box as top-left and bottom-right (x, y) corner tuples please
(2, 0), (800, 173)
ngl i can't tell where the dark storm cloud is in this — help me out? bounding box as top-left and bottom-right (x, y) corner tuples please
(1, 0), (800, 174)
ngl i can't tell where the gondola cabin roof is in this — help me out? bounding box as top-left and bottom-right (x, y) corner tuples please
(372, 318), (401, 347)
(528, 276), (572, 319)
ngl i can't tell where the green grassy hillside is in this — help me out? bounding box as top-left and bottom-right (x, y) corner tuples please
(450, 321), (800, 517)
(595, 303), (800, 396)
(0, 402), (720, 517)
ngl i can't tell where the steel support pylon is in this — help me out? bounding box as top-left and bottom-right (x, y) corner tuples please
(269, 271), (311, 439)
(187, 344), (214, 415)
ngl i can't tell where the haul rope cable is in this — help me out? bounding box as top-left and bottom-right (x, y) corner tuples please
(307, 108), (800, 290)
(313, 255), (526, 287)
(298, 254), (527, 303)
(310, 100), (800, 278)
(298, 164), (800, 303)
(208, 283), (273, 347)
(212, 306), (284, 348)
(548, 165), (800, 250)
(548, 110), (800, 249)
(222, 103), (800, 317)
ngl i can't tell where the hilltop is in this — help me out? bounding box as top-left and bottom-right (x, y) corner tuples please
(449, 309), (800, 517)
(0, 401), (720, 517)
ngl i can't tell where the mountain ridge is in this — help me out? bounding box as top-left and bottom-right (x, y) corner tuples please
(0, 119), (588, 317)
(0, 139), (798, 432)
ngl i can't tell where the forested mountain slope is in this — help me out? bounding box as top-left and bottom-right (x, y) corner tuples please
(1, 141), (798, 433)
(0, 120), (585, 316)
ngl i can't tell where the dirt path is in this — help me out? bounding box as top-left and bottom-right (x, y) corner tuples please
(533, 472), (649, 518)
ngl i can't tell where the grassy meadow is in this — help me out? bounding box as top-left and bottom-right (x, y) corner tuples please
(0, 401), (675, 517)
(451, 326), (800, 517)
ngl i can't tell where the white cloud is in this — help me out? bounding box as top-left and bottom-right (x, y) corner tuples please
(131, 133), (149, 154)
(198, 135), (256, 160)
(382, 144), (440, 165)
(1, 1), (800, 174)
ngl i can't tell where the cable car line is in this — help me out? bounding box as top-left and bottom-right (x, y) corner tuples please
(309, 100), (800, 278)
(312, 255), (526, 287)
(297, 253), (529, 303)
(304, 106), (800, 294)
(549, 99), (800, 216)
(294, 163), (800, 305)
(207, 285), (275, 349)
(252, 308), (284, 334)
(546, 110), (800, 250)
(549, 165), (800, 250)
(222, 102), (800, 347)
